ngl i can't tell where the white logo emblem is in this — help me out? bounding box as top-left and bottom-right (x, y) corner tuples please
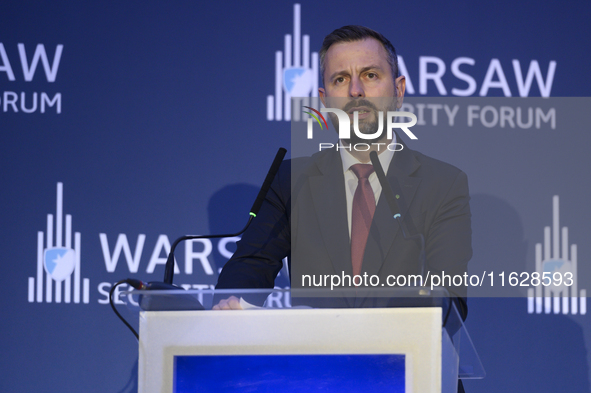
(266, 3), (319, 121)
(527, 196), (586, 315)
(44, 247), (76, 281)
(28, 183), (90, 303)
(283, 67), (314, 97)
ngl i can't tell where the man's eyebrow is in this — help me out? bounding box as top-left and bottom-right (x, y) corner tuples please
(359, 65), (384, 73)
(327, 70), (349, 82)
(327, 65), (385, 81)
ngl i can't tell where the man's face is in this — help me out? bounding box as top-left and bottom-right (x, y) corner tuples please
(318, 38), (406, 143)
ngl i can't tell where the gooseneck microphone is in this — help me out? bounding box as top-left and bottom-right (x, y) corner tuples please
(162, 147), (287, 285)
(369, 151), (401, 220)
(109, 147), (287, 340)
(110, 148), (287, 337)
(369, 151), (427, 282)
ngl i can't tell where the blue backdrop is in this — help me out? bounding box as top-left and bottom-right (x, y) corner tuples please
(1, 1), (590, 392)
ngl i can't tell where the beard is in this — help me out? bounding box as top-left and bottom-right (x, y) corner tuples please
(339, 98), (392, 145)
(344, 114), (384, 144)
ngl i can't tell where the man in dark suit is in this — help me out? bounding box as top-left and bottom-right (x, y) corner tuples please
(214, 26), (472, 317)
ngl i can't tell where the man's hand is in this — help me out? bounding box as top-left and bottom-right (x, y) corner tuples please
(212, 296), (243, 310)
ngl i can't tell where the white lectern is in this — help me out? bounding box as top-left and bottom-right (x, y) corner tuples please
(130, 288), (483, 393)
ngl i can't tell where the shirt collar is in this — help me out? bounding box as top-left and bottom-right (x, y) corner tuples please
(339, 135), (396, 175)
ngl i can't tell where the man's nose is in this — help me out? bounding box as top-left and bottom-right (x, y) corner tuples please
(349, 77), (365, 97)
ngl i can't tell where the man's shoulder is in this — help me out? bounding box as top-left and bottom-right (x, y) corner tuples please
(391, 144), (470, 202)
(271, 149), (335, 196)
(279, 148), (339, 177)
(403, 146), (467, 181)
(278, 146), (468, 184)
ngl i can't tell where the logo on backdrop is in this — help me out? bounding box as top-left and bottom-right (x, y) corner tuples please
(263, 4), (556, 123)
(527, 196), (587, 315)
(28, 183), (90, 304)
(266, 3), (319, 121)
(28, 183), (292, 308)
(0, 43), (63, 114)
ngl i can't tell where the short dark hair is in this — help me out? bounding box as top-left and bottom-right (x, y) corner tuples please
(319, 25), (399, 85)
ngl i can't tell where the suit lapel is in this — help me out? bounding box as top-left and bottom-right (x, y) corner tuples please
(362, 140), (422, 277)
(308, 150), (353, 276)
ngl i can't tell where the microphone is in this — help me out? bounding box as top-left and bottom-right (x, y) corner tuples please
(110, 147), (287, 317)
(161, 147), (287, 285)
(249, 147), (288, 218)
(369, 151), (427, 281)
(369, 151), (401, 221)
(111, 148), (286, 332)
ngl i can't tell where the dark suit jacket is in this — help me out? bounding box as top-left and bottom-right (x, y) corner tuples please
(216, 141), (472, 317)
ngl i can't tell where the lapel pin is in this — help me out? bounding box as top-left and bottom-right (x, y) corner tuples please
(396, 194), (400, 199)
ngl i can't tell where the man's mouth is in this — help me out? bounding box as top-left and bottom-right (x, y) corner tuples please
(347, 106), (373, 119)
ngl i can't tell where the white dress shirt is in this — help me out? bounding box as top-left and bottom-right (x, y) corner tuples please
(339, 138), (396, 238)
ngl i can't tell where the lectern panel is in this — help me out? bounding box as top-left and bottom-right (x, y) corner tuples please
(174, 354), (405, 392)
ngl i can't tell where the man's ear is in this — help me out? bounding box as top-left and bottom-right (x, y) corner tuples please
(394, 75), (406, 108)
(318, 87), (326, 107)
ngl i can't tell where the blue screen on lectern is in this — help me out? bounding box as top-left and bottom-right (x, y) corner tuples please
(173, 354), (405, 392)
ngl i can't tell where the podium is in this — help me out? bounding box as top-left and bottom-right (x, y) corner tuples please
(128, 288), (483, 393)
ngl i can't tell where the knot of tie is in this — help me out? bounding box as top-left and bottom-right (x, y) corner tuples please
(351, 163), (375, 180)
